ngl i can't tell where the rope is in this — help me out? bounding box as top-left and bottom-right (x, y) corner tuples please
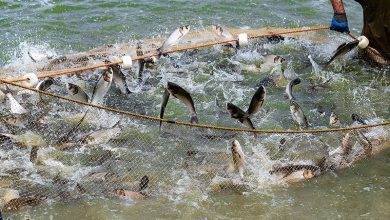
(2, 79), (389, 134)
(0, 25), (329, 83)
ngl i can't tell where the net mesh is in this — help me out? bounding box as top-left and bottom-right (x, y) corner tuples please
(0, 81), (387, 212)
(0, 25), (389, 213)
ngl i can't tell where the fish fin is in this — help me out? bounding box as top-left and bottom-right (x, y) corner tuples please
(159, 89), (170, 131)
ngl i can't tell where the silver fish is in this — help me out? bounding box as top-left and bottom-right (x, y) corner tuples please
(0, 88), (5, 102)
(351, 113), (366, 125)
(114, 175), (149, 200)
(158, 26), (190, 53)
(285, 78), (301, 101)
(90, 67), (113, 105)
(329, 112), (341, 127)
(226, 102), (255, 130)
(290, 100), (308, 129)
(135, 42), (146, 80)
(231, 140), (246, 179)
(30, 146), (39, 164)
(36, 78), (54, 91)
(263, 55), (286, 65)
(247, 85), (266, 116)
(159, 89), (170, 130)
(211, 25), (237, 48)
(269, 164), (319, 179)
(5, 91), (27, 115)
(28, 51), (53, 62)
(159, 82), (198, 128)
(226, 85), (266, 133)
(66, 83), (89, 102)
(324, 40), (360, 66)
(82, 120), (122, 145)
(110, 64), (131, 94)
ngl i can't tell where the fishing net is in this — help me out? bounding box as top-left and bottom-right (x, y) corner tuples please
(0, 25), (389, 214)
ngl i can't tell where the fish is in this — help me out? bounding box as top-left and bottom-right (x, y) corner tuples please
(90, 67), (113, 105)
(211, 25), (237, 48)
(341, 132), (352, 156)
(309, 78), (331, 92)
(66, 83), (90, 102)
(263, 55), (286, 65)
(226, 85), (266, 133)
(114, 175), (149, 200)
(135, 42), (146, 80)
(3, 89), (28, 115)
(36, 78), (54, 91)
(28, 51), (53, 62)
(269, 164), (320, 179)
(19, 73), (39, 88)
(3, 195), (47, 211)
(35, 78), (54, 101)
(30, 146), (39, 164)
(267, 35), (285, 43)
(159, 89), (170, 130)
(0, 131), (47, 148)
(329, 112), (341, 127)
(81, 120), (122, 145)
(324, 40), (360, 67)
(158, 25), (190, 54)
(0, 88), (5, 102)
(260, 55), (286, 72)
(231, 140), (246, 179)
(110, 63), (131, 94)
(290, 100), (308, 129)
(285, 78), (301, 101)
(351, 113), (367, 125)
(159, 82), (198, 129)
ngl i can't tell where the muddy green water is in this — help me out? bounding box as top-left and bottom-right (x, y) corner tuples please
(1, 0), (390, 219)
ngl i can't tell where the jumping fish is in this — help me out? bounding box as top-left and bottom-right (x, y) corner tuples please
(211, 25), (237, 48)
(36, 78), (54, 91)
(290, 100), (308, 129)
(158, 26), (190, 54)
(59, 67), (113, 144)
(269, 164), (320, 179)
(351, 113), (367, 125)
(19, 73), (39, 88)
(231, 140), (246, 180)
(35, 78), (54, 101)
(263, 55), (286, 65)
(110, 63), (131, 94)
(135, 42), (146, 80)
(66, 83), (89, 102)
(90, 67), (113, 105)
(159, 82), (198, 130)
(324, 40), (360, 67)
(28, 51), (53, 62)
(3, 89), (28, 115)
(285, 78), (301, 101)
(329, 112), (341, 127)
(226, 85), (266, 133)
